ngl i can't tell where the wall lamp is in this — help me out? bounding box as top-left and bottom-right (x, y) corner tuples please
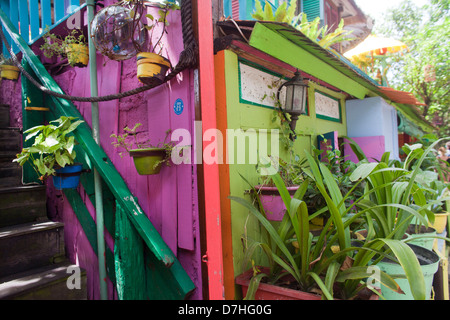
(277, 70), (308, 140)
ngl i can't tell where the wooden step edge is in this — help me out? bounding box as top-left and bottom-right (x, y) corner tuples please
(0, 262), (86, 300)
(0, 221), (65, 240)
(0, 184), (45, 194)
(0, 127), (21, 131)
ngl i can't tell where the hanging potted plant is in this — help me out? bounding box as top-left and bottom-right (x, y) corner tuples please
(40, 29), (89, 67)
(13, 116), (86, 190)
(253, 156), (301, 221)
(110, 123), (175, 175)
(0, 55), (20, 80)
(124, 0), (178, 85)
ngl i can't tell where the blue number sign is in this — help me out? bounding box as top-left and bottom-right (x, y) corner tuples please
(174, 98), (184, 115)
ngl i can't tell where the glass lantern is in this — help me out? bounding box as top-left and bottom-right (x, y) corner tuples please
(91, 5), (147, 61)
(279, 71), (308, 116)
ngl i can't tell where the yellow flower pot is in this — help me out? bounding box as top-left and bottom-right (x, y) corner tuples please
(136, 52), (171, 86)
(429, 212), (449, 233)
(0, 65), (20, 80)
(65, 44), (89, 67)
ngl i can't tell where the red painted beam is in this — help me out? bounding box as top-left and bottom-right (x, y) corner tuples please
(197, 0), (225, 300)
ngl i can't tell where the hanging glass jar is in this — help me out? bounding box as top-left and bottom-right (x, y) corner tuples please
(91, 2), (147, 61)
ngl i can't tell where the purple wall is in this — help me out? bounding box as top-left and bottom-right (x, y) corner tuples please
(344, 136), (386, 163)
(1, 3), (203, 300)
(0, 77), (22, 127)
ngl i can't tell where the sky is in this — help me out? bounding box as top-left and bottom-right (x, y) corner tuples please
(354, 0), (429, 22)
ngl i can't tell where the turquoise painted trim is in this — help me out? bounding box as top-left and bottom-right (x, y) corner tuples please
(41, 0), (52, 30)
(223, 0), (232, 17)
(30, 3), (88, 44)
(29, 0), (40, 41)
(1, 0), (87, 56)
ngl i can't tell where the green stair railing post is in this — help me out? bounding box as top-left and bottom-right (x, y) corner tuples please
(86, 0), (107, 300)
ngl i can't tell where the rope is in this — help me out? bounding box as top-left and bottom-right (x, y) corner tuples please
(0, 0), (197, 103)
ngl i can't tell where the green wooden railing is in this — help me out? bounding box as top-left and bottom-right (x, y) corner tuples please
(0, 7), (195, 300)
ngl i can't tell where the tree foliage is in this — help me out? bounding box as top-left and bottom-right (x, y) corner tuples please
(374, 0), (450, 135)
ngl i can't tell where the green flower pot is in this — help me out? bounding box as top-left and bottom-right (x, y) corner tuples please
(406, 225), (437, 251)
(377, 244), (439, 300)
(129, 148), (166, 175)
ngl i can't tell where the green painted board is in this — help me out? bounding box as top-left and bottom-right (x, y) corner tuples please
(115, 201), (146, 300)
(248, 22), (376, 99)
(63, 188), (117, 286)
(20, 59), (45, 184)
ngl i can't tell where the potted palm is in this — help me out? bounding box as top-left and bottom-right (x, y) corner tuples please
(231, 150), (428, 300)
(40, 29), (89, 67)
(13, 116), (85, 190)
(110, 123), (174, 175)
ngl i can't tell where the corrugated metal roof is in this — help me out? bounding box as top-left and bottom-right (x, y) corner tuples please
(379, 87), (426, 106)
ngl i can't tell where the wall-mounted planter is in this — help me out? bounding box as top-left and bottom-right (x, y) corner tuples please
(255, 185), (299, 221)
(129, 148), (167, 175)
(0, 65), (20, 80)
(53, 164), (83, 190)
(65, 44), (89, 67)
(136, 52), (171, 86)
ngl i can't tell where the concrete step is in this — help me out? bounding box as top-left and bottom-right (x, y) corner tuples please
(0, 104), (10, 128)
(0, 127), (21, 154)
(0, 221), (65, 279)
(0, 262), (87, 300)
(0, 159), (22, 188)
(0, 185), (47, 228)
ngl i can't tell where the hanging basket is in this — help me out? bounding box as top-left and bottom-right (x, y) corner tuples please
(52, 164), (84, 190)
(136, 52), (171, 86)
(0, 65), (20, 80)
(129, 147), (167, 175)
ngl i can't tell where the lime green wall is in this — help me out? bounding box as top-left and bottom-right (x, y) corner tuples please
(223, 49), (349, 283)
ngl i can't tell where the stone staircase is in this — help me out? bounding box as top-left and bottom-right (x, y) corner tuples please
(0, 104), (86, 300)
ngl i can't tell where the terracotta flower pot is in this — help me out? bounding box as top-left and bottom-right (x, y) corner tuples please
(129, 148), (166, 175)
(0, 65), (20, 80)
(255, 185), (299, 221)
(236, 267), (380, 300)
(236, 268), (322, 300)
(136, 52), (171, 86)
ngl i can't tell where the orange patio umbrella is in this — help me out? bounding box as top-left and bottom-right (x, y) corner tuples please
(343, 35), (408, 86)
(344, 34), (408, 58)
